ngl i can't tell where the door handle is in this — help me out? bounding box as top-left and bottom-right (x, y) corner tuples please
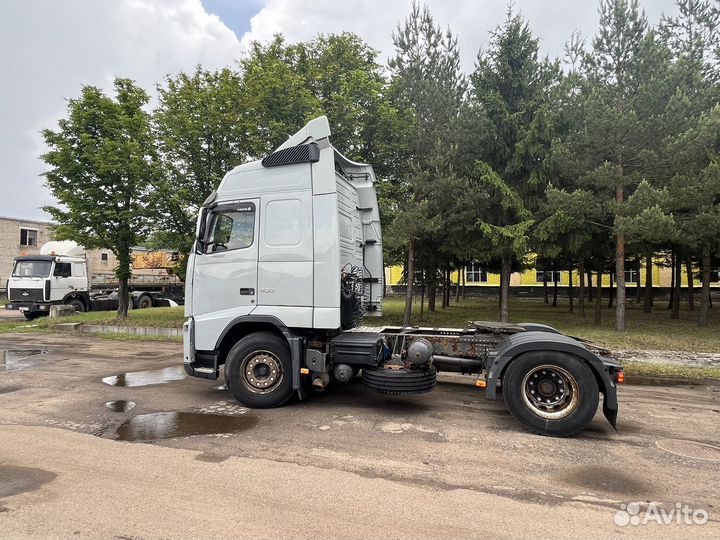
(240, 288), (255, 296)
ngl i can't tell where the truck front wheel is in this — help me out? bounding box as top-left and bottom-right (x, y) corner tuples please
(224, 332), (293, 408)
(502, 352), (599, 437)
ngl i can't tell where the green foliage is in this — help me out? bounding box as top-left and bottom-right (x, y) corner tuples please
(41, 78), (160, 315)
(152, 66), (247, 266)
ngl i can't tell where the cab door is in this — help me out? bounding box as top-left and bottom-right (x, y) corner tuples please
(191, 200), (259, 317)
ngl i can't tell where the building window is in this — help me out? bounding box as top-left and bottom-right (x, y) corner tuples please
(20, 228), (38, 247)
(624, 269), (639, 283)
(101, 253), (108, 266)
(466, 263), (487, 283)
(536, 270), (560, 283)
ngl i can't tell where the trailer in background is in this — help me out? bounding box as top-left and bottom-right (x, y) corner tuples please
(5, 241), (183, 320)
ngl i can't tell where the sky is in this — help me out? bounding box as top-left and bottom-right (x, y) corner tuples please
(1, 0), (677, 221)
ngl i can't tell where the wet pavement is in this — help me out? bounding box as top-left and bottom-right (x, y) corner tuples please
(0, 332), (718, 539)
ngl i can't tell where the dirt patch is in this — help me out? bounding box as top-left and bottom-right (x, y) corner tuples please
(0, 466), (57, 499)
(559, 465), (653, 496)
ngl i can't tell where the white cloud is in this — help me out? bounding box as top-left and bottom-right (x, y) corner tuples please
(0, 0), (242, 220)
(241, 0), (677, 73)
(1, 0), (678, 221)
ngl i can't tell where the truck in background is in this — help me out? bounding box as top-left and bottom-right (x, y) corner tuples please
(182, 116), (623, 437)
(5, 241), (183, 320)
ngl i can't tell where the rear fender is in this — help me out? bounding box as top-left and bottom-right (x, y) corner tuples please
(486, 331), (619, 429)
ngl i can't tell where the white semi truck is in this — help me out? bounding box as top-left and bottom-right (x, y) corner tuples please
(183, 116), (623, 436)
(6, 241), (180, 320)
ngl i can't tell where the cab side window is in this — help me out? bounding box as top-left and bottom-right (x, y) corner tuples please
(53, 262), (71, 277)
(205, 205), (255, 253)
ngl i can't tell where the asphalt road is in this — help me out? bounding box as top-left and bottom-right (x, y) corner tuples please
(0, 333), (718, 539)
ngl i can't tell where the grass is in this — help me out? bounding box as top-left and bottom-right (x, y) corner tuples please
(366, 296), (720, 354)
(621, 361), (720, 380)
(0, 306), (185, 335)
(1, 296), (718, 358)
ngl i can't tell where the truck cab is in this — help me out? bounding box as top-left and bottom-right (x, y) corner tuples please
(6, 242), (90, 319)
(184, 116), (383, 375)
(183, 116), (622, 437)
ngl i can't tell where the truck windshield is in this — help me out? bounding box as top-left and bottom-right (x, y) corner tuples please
(12, 260), (52, 277)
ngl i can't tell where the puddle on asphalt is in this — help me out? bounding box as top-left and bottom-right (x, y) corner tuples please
(114, 412), (257, 441)
(0, 350), (49, 372)
(105, 400), (136, 413)
(102, 366), (185, 387)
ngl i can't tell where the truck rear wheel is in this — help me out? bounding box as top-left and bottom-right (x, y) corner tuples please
(502, 352), (599, 437)
(136, 295), (153, 309)
(361, 365), (437, 395)
(65, 298), (85, 313)
(225, 332), (293, 408)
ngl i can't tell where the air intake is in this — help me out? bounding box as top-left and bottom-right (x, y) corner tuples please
(261, 142), (320, 168)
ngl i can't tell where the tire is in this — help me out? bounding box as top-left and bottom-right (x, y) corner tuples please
(22, 311), (37, 321)
(502, 351), (599, 437)
(224, 332), (294, 408)
(136, 295), (152, 309)
(65, 298), (85, 313)
(361, 365), (437, 395)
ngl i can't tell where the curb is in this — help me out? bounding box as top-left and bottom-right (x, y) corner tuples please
(64, 324), (182, 338)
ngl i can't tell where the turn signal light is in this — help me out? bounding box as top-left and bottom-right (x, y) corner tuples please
(300, 367), (310, 375)
(616, 371), (625, 384)
(475, 378), (487, 388)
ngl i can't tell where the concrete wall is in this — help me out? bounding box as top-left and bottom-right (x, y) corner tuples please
(0, 216), (54, 287)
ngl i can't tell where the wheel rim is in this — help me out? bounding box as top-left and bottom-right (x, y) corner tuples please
(239, 350), (283, 394)
(521, 364), (580, 420)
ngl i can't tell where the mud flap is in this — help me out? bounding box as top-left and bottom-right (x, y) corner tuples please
(288, 336), (308, 400)
(603, 399), (618, 432)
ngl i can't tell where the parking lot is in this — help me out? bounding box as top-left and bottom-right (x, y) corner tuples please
(1, 332), (719, 539)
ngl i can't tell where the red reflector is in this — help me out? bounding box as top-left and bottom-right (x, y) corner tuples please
(617, 371), (625, 384)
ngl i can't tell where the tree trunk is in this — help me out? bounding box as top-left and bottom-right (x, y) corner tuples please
(116, 246), (132, 317)
(445, 265), (451, 308)
(686, 257), (695, 311)
(579, 259), (586, 317)
(543, 270), (549, 304)
(402, 240), (414, 327)
(671, 252), (681, 320)
(643, 255), (653, 313)
(699, 250), (710, 327)
(668, 251), (675, 310)
(462, 269), (466, 300)
(588, 270), (594, 302)
(569, 268), (574, 313)
(595, 265), (602, 326)
(455, 266), (461, 303)
(419, 280), (425, 321)
(428, 286), (436, 312)
(635, 256), (642, 304)
(615, 229), (626, 331)
(552, 272), (558, 307)
(608, 271), (614, 309)
(500, 253), (511, 323)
